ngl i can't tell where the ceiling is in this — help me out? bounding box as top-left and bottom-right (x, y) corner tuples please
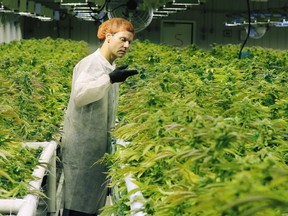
(1, 0), (287, 27)
(0, 0), (207, 21)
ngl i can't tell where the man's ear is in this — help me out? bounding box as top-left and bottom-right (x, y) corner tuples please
(106, 33), (113, 43)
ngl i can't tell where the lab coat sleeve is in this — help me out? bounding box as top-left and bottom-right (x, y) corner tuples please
(73, 73), (112, 107)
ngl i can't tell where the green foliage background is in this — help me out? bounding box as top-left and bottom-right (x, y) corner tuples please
(1, 36), (288, 215)
(103, 40), (288, 216)
(0, 37), (89, 198)
(0, 37), (89, 142)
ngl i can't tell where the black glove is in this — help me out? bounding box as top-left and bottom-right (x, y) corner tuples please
(109, 65), (138, 83)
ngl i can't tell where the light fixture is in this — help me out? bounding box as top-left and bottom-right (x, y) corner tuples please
(61, 0), (89, 6)
(154, 9), (175, 14)
(272, 19), (288, 27)
(226, 14), (288, 28)
(153, 10), (170, 18)
(17, 0), (34, 17)
(0, 0), (55, 21)
(74, 12), (97, 21)
(225, 21), (242, 27)
(74, 9), (91, 13)
(54, 11), (60, 20)
(19, 0), (28, 12)
(161, 3), (188, 11)
(0, 4), (13, 13)
(35, 3), (41, 15)
(73, 6), (92, 11)
(37, 16), (53, 21)
(75, 12), (96, 17)
(172, 0), (200, 6)
(42, 6), (54, 18)
(72, 5), (100, 13)
(28, 1), (35, 14)
(153, 13), (169, 17)
(2, 0), (19, 11)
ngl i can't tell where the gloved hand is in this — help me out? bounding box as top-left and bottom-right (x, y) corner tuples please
(109, 65), (138, 83)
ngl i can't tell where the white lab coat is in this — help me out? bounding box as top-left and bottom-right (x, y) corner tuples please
(61, 49), (119, 214)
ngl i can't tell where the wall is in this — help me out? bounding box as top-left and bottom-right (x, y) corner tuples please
(0, 13), (22, 44)
(22, 15), (101, 52)
(139, 0), (288, 50)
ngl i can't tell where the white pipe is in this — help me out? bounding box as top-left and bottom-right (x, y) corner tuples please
(116, 140), (146, 216)
(0, 141), (57, 215)
(0, 199), (24, 213)
(47, 146), (57, 213)
(17, 194), (38, 216)
(124, 174), (146, 216)
(18, 141), (57, 216)
(55, 172), (65, 215)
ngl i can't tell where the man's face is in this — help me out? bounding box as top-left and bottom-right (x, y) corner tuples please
(107, 31), (134, 59)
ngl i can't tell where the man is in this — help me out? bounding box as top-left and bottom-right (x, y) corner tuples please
(61, 18), (138, 216)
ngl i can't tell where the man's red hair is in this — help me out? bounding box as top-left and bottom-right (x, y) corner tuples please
(97, 18), (135, 40)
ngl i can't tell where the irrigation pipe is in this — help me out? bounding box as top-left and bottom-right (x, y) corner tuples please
(0, 141), (57, 216)
(124, 174), (146, 216)
(116, 140), (146, 216)
(0, 199), (24, 213)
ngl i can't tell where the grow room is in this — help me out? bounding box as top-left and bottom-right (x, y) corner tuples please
(1, 0), (288, 215)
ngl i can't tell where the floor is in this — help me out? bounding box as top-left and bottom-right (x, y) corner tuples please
(36, 171), (64, 216)
(36, 172), (113, 216)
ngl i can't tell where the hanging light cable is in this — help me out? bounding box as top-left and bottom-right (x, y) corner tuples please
(239, 0), (251, 59)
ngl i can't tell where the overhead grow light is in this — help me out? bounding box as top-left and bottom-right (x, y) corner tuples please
(273, 19), (288, 27)
(2, 0), (19, 11)
(172, 0), (200, 6)
(225, 4), (288, 29)
(60, 0), (89, 6)
(161, 3), (188, 11)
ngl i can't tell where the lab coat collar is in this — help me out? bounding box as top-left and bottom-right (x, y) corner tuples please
(94, 49), (116, 71)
